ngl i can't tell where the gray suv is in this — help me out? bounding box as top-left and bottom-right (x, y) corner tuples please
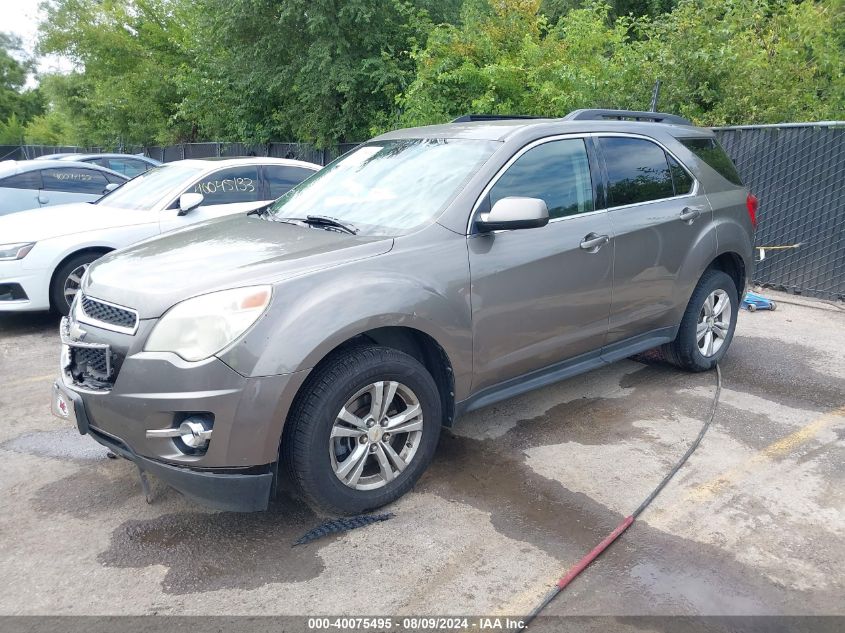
(51, 110), (755, 514)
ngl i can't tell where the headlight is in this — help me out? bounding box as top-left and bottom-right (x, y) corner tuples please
(145, 286), (272, 361)
(0, 242), (35, 261)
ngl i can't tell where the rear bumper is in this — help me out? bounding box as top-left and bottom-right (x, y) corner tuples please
(53, 380), (274, 512)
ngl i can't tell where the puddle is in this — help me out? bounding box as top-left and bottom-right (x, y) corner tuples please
(2, 427), (111, 461)
(97, 494), (329, 594)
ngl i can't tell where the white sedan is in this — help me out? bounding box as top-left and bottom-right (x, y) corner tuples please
(0, 157), (320, 315)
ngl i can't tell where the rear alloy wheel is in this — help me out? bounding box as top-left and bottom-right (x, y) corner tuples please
(284, 346), (441, 514)
(696, 289), (732, 357)
(662, 269), (738, 372)
(50, 252), (104, 316)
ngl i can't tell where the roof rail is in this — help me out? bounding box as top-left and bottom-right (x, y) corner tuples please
(451, 114), (547, 123)
(563, 109), (693, 126)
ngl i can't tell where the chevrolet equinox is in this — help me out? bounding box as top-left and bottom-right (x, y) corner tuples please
(52, 110), (755, 514)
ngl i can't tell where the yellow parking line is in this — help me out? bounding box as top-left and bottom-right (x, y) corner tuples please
(6, 373), (56, 388)
(687, 404), (845, 502)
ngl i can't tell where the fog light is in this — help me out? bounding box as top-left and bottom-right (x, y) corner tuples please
(179, 419), (212, 448)
(146, 415), (213, 450)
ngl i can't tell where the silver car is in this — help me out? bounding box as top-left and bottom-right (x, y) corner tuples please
(0, 160), (128, 217)
(52, 110), (755, 515)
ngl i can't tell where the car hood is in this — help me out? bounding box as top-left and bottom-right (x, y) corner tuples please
(83, 215), (394, 318)
(0, 202), (143, 242)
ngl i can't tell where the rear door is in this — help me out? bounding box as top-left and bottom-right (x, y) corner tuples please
(597, 135), (715, 347)
(468, 136), (613, 392)
(40, 167), (113, 206)
(0, 170), (42, 214)
(159, 164), (268, 232)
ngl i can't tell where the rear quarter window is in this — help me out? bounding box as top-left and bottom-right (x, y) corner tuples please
(0, 171), (41, 190)
(679, 138), (743, 186)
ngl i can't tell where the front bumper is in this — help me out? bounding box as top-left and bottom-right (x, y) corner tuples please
(53, 315), (310, 511)
(52, 381), (274, 511)
(0, 259), (50, 311)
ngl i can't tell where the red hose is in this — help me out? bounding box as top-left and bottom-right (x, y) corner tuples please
(556, 515), (634, 589)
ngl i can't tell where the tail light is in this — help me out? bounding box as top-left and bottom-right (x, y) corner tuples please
(746, 193), (758, 228)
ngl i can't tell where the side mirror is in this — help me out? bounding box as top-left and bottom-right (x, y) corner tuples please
(475, 197), (549, 232)
(177, 192), (204, 216)
(104, 182), (121, 193)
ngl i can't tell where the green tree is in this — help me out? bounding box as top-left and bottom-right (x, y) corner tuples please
(37, 0), (194, 146)
(0, 32), (45, 127)
(401, 0), (845, 127)
(179, 0), (433, 146)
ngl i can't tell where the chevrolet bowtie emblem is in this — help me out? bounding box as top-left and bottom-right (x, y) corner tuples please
(69, 320), (87, 341)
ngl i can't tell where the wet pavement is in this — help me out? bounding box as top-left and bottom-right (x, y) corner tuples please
(0, 290), (842, 616)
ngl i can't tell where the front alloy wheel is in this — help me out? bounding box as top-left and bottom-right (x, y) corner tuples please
(330, 381), (424, 490)
(284, 345), (441, 514)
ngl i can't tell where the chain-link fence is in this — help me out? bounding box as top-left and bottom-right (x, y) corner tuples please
(4, 126), (842, 300)
(714, 122), (844, 301)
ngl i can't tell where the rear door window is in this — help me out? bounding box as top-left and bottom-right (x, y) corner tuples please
(186, 166), (260, 205)
(265, 165), (316, 198)
(0, 171), (41, 190)
(488, 138), (594, 220)
(41, 168), (110, 194)
(668, 155), (694, 195)
(599, 137), (675, 207)
(679, 137), (743, 186)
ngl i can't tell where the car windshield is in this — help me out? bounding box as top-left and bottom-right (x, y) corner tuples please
(96, 163), (205, 210)
(267, 138), (499, 236)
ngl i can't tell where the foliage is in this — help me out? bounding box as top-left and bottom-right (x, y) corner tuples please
(401, 0), (845, 128)
(177, 0), (434, 146)
(20, 0), (845, 146)
(37, 0), (194, 146)
(0, 32), (45, 131)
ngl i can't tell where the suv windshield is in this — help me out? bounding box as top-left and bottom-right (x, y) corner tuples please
(268, 138), (498, 236)
(96, 163), (205, 210)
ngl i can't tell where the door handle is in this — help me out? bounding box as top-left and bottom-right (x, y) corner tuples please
(38, 193), (49, 204)
(580, 233), (609, 252)
(679, 207), (702, 224)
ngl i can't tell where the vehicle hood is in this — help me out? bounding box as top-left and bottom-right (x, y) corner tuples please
(83, 215), (394, 318)
(0, 202), (142, 242)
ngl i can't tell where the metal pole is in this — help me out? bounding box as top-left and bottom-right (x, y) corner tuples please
(649, 80), (661, 112)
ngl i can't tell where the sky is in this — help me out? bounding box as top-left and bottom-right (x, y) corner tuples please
(4, 0), (74, 84)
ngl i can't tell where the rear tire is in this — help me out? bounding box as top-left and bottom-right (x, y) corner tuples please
(50, 252), (104, 316)
(662, 269), (738, 372)
(283, 345), (442, 515)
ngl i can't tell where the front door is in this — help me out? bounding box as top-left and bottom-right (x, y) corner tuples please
(468, 137), (613, 393)
(159, 165), (272, 233)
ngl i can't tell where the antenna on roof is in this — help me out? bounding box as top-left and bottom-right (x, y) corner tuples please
(649, 80), (661, 113)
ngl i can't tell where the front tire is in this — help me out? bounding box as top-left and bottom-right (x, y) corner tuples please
(662, 269), (738, 372)
(50, 252), (103, 316)
(283, 345), (442, 514)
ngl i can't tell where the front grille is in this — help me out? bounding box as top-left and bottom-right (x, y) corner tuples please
(71, 346), (111, 379)
(80, 294), (138, 331)
(61, 317), (121, 391)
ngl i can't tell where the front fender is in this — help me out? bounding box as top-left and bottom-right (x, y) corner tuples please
(219, 230), (474, 398)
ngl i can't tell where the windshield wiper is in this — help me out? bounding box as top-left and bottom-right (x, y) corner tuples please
(298, 215), (359, 235)
(246, 204), (272, 217)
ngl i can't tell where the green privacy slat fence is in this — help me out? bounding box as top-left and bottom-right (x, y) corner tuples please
(4, 123), (843, 300)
